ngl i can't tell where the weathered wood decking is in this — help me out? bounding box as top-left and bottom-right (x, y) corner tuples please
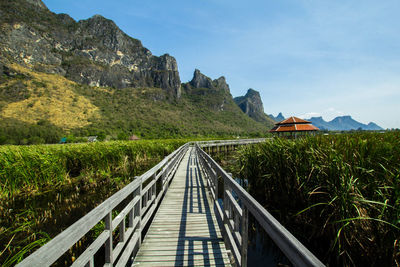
(133, 147), (231, 266)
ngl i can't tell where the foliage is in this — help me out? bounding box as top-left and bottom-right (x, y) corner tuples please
(236, 132), (400, 266)
(0, 139), (187, 198)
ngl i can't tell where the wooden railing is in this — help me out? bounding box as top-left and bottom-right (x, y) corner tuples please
(196, 144), (325, 267)
(197, 138), (267, 155)
(17, 143), (189, 267)
(196, 138), (266, 148)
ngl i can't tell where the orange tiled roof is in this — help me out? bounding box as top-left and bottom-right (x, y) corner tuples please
(269, 118), (319, 132)
(276, 116), (311, 125)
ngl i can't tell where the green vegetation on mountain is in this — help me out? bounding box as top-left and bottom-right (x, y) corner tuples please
(0, 64), (270, 144)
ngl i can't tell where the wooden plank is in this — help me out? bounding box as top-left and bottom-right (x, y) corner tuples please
(115, 232), (140, 267)
(225, 190), (242, 217)
(112, 196), (139, 231)
(71, 231), (109, 267)
(241, 206), (248, 267)
(132, 260), (230, 267)
(113, 226), (135, 261)
(136, 251), (229, 259)
(134, 254), (230, 261)
(105, 212), (113, 264)
(138, 244), (227, 252)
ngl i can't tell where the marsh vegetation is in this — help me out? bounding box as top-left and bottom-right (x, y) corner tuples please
(220, 132), (400, 266)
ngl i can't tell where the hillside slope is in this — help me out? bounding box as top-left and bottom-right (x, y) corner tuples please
(0, 0), (271, 144)
(0, 65), (269, 144)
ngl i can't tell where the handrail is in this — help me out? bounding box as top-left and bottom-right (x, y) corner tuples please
(196, 144), (325, 267)
(195, 138), (266, 147)
(17, 143), (189, 267)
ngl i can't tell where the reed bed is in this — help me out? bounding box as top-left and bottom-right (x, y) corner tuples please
(0, 139), (187, 266)
(0, 139), (186, 198)
(236, 132), (400, 266)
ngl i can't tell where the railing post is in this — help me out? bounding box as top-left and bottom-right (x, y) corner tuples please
(137, 177), (142, 247)
(223, 178), (229, 224)
(162, 166), (168, 191)
(120, 216), (125, 243)
(214, 165), (218, 201)
(152, 173), (156, 201)
(104, 212), (113, 264)
(128, 180), (135, 228)
(222, 177), (228, 242)
(241, 205), (249, 267)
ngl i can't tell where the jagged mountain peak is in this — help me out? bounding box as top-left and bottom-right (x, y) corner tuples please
(0, 0), (181, 97)
(245, 88), (260, 96)
(234, 88), (274, 127)
(89, 14), (107, 20)
(189, 69), (230, 92)
(268, 112), (285, 122)
(190, 69), (213, 89)
(214, 76), (229, 92)
(25, 0), (47, 9)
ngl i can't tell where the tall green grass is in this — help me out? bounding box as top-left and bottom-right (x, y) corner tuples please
(0, 139), (188, 265)
(0, 139), (186, 198)
(237, 132), (400, 266)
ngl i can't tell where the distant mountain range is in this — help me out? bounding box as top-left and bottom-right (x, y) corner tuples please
(268, 113), (384, 131)
(268, 112), (285, 122)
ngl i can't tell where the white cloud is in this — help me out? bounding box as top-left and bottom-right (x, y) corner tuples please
(300, 112), (321, 119)
(323, 108), (344, 121)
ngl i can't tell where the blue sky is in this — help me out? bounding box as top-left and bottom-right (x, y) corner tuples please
(43, 0), (400, 129)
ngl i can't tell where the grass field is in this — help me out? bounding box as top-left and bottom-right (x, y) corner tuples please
(235, 132), (400, 266)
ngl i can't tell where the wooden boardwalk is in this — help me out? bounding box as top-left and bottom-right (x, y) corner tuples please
(17, 139), (324, 267)
(133, 147), (232, 266)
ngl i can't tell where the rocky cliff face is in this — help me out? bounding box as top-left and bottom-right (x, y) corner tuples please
(0, 0), (181, 97)
(234, 89), (274, 126)
(188, 69), (230, 93)
(182, 69), (233, 111)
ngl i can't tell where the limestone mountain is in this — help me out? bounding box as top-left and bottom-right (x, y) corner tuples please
(0, 0), (181, 97)
(182, 69), (232, 111)
(308, 116), (383, 131)
(268, 112), (285, 122)
(234, 89), (275, 127)
(0, 0), (271, 144)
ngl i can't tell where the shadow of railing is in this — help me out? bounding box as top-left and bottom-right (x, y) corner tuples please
(174, 147), (226, 266)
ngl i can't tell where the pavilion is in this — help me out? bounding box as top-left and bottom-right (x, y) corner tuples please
(269, 116), (319, 138)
